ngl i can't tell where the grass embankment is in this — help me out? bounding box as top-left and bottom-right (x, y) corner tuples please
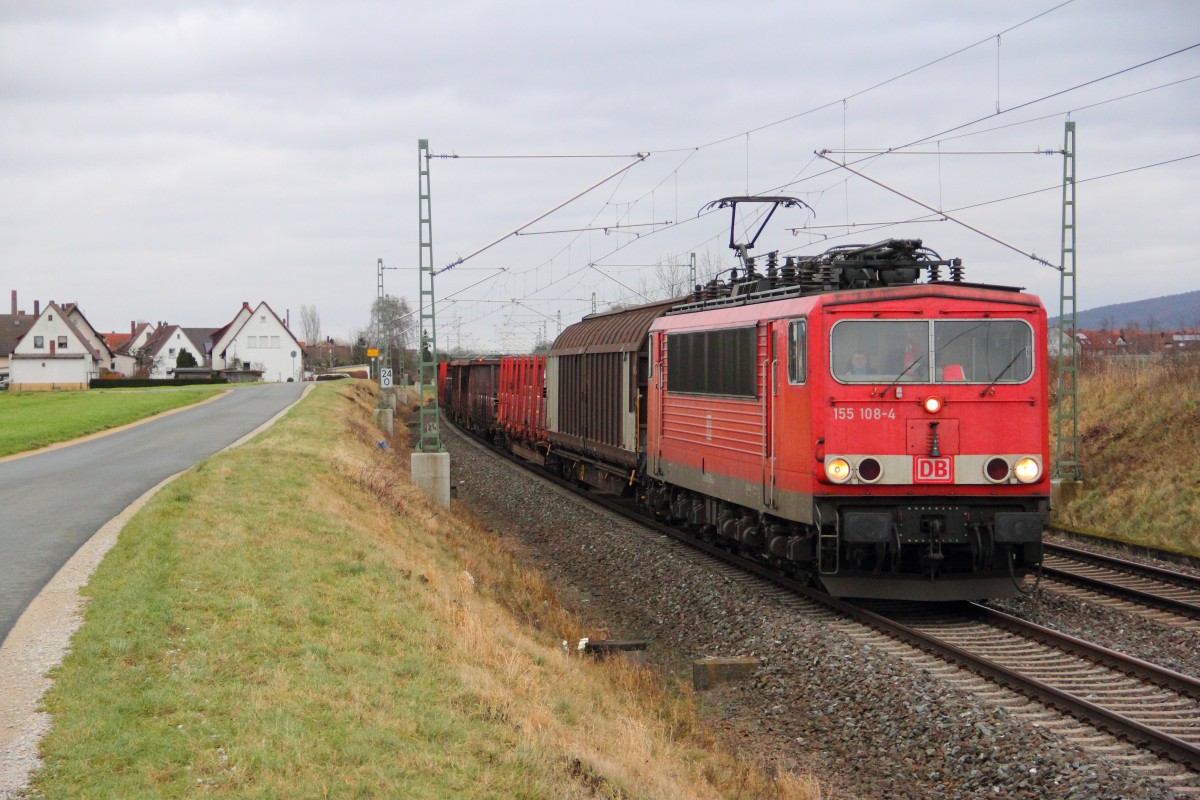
(0, 385), (227, 457)
(1052, 358), (1200, 555)
(32, 381), (822, 799)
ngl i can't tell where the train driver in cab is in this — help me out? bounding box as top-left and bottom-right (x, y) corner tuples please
(847, 351), (870, 375)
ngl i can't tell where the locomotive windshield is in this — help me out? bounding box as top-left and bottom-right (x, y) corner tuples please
(831, 319), (1033, 384)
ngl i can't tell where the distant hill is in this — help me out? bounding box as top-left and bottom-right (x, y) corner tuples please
(1050, 290), (1200, 330)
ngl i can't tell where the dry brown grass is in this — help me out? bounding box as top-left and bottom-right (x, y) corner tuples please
(1052, 358), (1200, 554)
(350, 392), (826, 799)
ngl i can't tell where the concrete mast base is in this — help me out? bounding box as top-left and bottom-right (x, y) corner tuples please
(411, 451), (451, 508)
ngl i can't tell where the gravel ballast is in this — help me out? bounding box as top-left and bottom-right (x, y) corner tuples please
(445, 426), (1196, 799)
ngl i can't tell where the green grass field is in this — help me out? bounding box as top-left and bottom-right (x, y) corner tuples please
(0, 385), (227, 457)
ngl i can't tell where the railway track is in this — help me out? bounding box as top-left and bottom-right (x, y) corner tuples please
(445, 418), (1200, 789)
(859, 601), (1200, 771)
(1040, 542), (1200, 631)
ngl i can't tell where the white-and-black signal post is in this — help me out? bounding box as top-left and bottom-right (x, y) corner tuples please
(380, 367), (394, 389)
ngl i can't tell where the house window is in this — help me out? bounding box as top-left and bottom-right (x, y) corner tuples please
(58, 336), (68, 348)
(270, 336), (280, 349)
(169, 348), (177, 356)
(33, 336), (44, 348)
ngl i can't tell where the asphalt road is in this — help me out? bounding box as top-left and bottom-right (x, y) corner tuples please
(0, 383), (306, 645)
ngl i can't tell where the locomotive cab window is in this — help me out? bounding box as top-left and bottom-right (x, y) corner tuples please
(787, 319), (806, 384)
(667, 327), (757, 397)
(831, 319), (1033, 384)
(934, 319), (1033, 383)
(831, 320), (929, 383)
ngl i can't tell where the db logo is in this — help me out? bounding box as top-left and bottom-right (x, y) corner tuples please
(914, 456), (954, 483)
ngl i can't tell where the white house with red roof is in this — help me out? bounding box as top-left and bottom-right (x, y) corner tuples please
(8, 301), (112, 390)
(209, 301), (302, 382)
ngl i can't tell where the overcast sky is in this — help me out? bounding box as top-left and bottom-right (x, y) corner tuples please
(2, 0), (1197, 351)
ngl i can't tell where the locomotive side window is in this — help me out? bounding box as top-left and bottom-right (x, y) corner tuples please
(667, 328), (757, 397)
(831, 320), (929, 383)
(787, 319), (806, 384)
(934, 320), (1033, 383)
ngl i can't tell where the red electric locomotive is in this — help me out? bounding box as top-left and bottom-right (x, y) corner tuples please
(639, 227), (1047, 599)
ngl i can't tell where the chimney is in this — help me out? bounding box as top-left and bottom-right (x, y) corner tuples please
(243, 301), (250, 311)
(286, 308), (290, 328)
(131, 320), (136, 336)
(34, 300), (40, 315)
(10, 290), (15, 315)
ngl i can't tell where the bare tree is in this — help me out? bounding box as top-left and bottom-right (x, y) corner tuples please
(299, 304), (321, 345)
(636, 248), (728, 301)
(637, 256), (694, 301)
(131, 345), (161, 378)
(369, 295), (415, 374)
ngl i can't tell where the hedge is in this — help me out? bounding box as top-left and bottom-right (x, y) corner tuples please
(89, 378), (230, 388)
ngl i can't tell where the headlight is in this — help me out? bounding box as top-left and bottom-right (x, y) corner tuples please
(923, 395), (943, 414)
(1013, 457), (1041, 483)
(826, 457), (852, 484)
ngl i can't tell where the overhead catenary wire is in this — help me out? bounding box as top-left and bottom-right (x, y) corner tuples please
(431, 8), (1195, 347)
(822, 150), (1062, 156)
(759, 43), (1200, 203)
(925, 74), (1200, 145)
(435, 153), (649, 275)
(469, 25), (1193, 304)
(763, 148), (1200, 262)
(516, 221), (673, 236)
(648, 0), (1080, 155)
(815, 150), (1059, 270)
(896, 42), (1200, 152)
(590, 2), (1079, 230)
(433, 153), (648, 159)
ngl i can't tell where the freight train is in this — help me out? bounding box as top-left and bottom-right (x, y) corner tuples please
(441, 198), (1048, 600)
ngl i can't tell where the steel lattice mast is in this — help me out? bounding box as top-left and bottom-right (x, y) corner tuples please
(416, 139), (442, 452)
(1054, 121), (1080, 481)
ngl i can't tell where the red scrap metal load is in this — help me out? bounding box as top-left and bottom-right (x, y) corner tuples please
(498, 355), (546, 446)
(545, 299), (678, 493)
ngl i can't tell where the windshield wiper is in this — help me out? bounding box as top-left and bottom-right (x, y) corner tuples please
(979, 347), (1027, 397)
(880, 355), (924, 398)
